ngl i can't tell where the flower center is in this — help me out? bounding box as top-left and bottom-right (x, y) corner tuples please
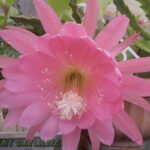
(47, 67), (89, 120)
(56, 90), (87, 120)
(62, 67), (88, 94)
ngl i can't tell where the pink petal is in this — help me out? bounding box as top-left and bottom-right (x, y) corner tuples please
(33, 0), (62, 35)
(92, 101), (116, 120)
(111, 33), (139, 56)
(26, 124), (42, 140)
(97, 77), (120, 102)
(83, 0), (99, 37)
(2, 62), (23, 80)
(19, 101), (50, 127)
(62, 128), (81, 150)
(95, 15), (129, 50)
(121, 74), (150, 97)
(59, 119), (76, 134)
(6, 26), (37, 38)
(0, 56), (17, 68)
(4, 75), (40, 93)
(2, 61), (40, 93)
(59, 110), (95, 133)
(76, 110), (95, 129)
(88, 128), (100, 150)
(34, 34), (53, 55)
(2, 70), (40, 96)
(119, 57), (150, 74)
(0, 30), (37, 54)
(2, 68), (40, 94)
(3, 53), (55, 94)
(0, 91), (40, 108)
(4, 108), (24, 126)
(97, 104), (120, 120)
(19, 51), (59, 75)
(61, 22), (87, 37)
(40, 115), (58, 140)
(89, 93), (123, 121)
(124, 96), (150, 111)
(0, 80), (5, 91)
(113, 111), (143, 145)
(47, 35), (118, 73)
(48, 36), (93, 66)
(92, 120), (114, 145)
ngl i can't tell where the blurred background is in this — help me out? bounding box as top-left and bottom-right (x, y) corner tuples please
(0, 0), (150, 150)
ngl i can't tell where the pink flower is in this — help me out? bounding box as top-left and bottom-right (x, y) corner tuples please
(0, 0), (150, 150)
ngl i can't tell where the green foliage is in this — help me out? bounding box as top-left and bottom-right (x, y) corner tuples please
(0, 47), (20, 58)
(8, 6), (19, 16)
(47, 0), (70, 16)
(61, 11), (75, 23)
(0, 15), (6, 26)
(10, 16), (45, 35)
(0, 69), (3, 80)
(116, 53), (123, 61)
(136, 0), (150, 19)
(69, 0), (81, 23)
(5, 0), (17, 7)
(5, 7), (19, 25)
(0, 0), (18, 28)
(113, 0), (150, 41)
(0, 0), (17, 9)
(134, 39), (150, 53)
(99, 0), (112, 19)
(77, 0), (85, 4)
(116, 49), (137, 61)
(0, 6), (19, 27)
(0, 15), (5, 20)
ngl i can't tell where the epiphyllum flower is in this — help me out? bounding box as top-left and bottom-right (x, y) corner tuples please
(0, 0), (150, 149)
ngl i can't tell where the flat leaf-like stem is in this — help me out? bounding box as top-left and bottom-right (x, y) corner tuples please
(10, 16), (45, 35)
(137, 0), (150, 20)
(113, 0), (150, 41)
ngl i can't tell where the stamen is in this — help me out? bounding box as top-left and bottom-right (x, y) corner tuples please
(41, 70), (45, 74)
(56, 91), (87, 120)
(41, 67), (49, 74)
(40, 88), (44, 92)
(44, 68), (49, 73)
(70, 54), (73, 58)
(97, 89), (104, 104)
(46, 78), (50, 82)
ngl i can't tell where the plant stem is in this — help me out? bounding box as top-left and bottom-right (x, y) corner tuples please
(114, 0), (150, 41)
(2, 7), (9, 29)
(77, 130), (90, 150)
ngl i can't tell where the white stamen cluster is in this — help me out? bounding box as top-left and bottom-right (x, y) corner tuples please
(56, 91), (87, 120)
(41, 67), (49, 74)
